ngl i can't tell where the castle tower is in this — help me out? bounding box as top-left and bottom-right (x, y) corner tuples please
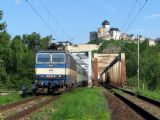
(102, 20), (110, 32)
(97, 20), (111, 40)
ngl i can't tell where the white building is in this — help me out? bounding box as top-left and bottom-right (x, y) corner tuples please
(120, 33), (129, 40)
(128, 34), (136, 41)
(139, 36), (145, 42)
(149, 40), (156, 46)
(109, 28), (121, 40)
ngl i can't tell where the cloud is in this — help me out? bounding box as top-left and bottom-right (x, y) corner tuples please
(145, 13), (160, 19)
(15, 0), (21, 5)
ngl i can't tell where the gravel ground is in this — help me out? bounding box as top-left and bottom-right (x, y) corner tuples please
(103, 89), (145, 120)
(2, 96), (50, 119)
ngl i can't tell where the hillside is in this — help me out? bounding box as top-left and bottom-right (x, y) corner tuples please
(88, 39), (160, 92)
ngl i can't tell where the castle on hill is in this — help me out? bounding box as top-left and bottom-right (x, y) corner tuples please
(90, 20), (121, 41)
(89, 20), (156, 46)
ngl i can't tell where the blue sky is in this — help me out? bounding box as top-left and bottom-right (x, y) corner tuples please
(0, 0), (160, 44)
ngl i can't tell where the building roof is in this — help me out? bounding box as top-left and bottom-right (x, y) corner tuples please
(109, 28), (120, 31)
(102, 20), (110, 25)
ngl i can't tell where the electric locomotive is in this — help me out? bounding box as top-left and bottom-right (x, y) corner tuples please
(34, 49), (87, 94)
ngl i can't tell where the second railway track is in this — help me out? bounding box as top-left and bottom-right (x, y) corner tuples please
(0, 95), (59, 120)
(0, 96), (43, 112)
(104, 85), (160, 120)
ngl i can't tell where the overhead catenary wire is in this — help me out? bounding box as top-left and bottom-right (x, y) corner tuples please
(25, 0), (58, 39)
(121, 0), (138, 30)
(125, 0), (148, 32)
(117, 0), (148, 56)
(39, 0), (74, 41)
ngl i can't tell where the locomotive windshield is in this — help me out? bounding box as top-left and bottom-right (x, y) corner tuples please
(52, 53), (65, 63)
(37, 53), (50, 63)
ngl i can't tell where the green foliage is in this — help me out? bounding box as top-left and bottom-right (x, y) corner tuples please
(140, 45), (160, 90)
(32, 88), (110, 120)
(88, 39), (102, 45)
(0, 10), (51, 90)
(0, 11), (6, 31)
(0, 92), (24, 105)
(121, 41), (160, 91)
(134, 88), (160, 101)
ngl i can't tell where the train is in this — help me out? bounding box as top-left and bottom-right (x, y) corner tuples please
(34, 49), (88, 94)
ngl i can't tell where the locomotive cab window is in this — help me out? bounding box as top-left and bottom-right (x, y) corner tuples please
(36, 53), (50, 63)
(52, 53), (66, 63)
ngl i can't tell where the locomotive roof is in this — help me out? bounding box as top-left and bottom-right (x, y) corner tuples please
(37, 50), (87, 73)
(37, 50), (70, 54)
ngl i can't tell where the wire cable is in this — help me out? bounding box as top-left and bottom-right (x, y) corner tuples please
(39, 0), (73, 41)
(117, 0), (148, 56)
(26, 0), (58, 38)
(121, 0), (138, 30)
(125, 0), (148, 32)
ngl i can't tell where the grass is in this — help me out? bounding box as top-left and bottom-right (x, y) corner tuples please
(134, 88), (160, 101)
(0, 92), (25, 105)
(112, 89), (124, 95)
(32, 87), (110, 120)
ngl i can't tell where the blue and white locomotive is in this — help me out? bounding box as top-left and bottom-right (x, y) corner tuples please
(35, 50), (88, 94)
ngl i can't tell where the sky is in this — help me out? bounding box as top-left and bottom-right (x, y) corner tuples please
(0, 0), (160, 44)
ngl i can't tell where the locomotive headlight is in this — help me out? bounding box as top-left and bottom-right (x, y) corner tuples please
(59, 75), (61, 78)
(40, 75), (43, 78)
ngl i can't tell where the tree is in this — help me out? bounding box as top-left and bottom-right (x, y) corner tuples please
(0, 10), (10, 84)
(0, 11), (6, 31)
(22, 32), (41, 52)
(40, 35), (51, 50)
(11, 35), (26, 73)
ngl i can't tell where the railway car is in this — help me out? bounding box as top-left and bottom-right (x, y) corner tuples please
(34, 50), (87, 94)
(76, 64), (88, 87)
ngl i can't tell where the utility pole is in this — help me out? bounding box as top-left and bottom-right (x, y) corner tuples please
(137, 35), (140, 88)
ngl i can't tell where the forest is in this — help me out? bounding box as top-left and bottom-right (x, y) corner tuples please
(0, 10), (50, 90)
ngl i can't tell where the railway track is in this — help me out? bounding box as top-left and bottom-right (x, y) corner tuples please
(0, 96), (43, 112)
(0, 95), (59, 120)
(104, 85), (160, 120)
(107, 84), (160, 106)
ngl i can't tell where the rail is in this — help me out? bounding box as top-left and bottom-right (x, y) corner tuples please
(104, 85), (160, 120)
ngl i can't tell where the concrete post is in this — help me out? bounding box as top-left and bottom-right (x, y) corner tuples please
(88, 51), (92, 86)
(93, 58), (98, 86)
(121, 53), (127, 86)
